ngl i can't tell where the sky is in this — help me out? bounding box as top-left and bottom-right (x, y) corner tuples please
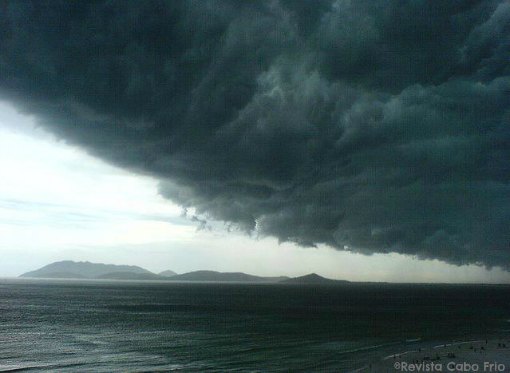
(0, 1), (509, 282)
(1, 101), (509, 283)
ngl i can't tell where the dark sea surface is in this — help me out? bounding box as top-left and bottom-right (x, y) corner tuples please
(1, 279), (510, 372)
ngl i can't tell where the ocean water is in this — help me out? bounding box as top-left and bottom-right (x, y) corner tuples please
(1, 279), (510, 372)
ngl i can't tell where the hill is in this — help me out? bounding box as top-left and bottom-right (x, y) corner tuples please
(20, 260), (154, 279)
(167, 270), (288, 283)
(21, 262), (345, 284)
(159, 270), (178, 277)
(281, 273), (349, 284)
(21, 271), (88, 279)
(95, 272), (167, 281)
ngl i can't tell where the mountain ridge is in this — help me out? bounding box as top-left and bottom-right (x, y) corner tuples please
(280, 273), (350, 284)
(20, 260), (152, 279)
(167, 270), (289, 283)
(20, 261), (344, 284)
(159, 270), (177, 277)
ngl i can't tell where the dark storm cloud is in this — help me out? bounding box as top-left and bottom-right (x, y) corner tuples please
(1, 0), (509, 266)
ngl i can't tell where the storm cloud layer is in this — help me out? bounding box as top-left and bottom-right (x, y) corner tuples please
(1, 0), (509, 267)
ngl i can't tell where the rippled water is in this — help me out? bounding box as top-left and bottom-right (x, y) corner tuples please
(1, 279), (509, 372)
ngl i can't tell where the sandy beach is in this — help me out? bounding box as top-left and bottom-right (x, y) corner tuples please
(355, 339), (510, 373)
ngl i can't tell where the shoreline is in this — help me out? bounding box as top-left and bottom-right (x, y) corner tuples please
(353, 336), (510, 373)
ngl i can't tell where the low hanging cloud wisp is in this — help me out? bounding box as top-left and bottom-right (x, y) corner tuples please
(0, 0), (509, 267)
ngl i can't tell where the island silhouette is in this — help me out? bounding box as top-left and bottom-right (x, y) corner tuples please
(20, 260), (348, 284)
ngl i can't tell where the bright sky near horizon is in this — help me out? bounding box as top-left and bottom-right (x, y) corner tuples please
(1, 101), (509, 283)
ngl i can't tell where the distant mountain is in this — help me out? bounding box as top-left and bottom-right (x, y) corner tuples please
(159, 270), (177, 277)
(281, 273), (349, 284)
(20, 260), (153, 279)
(23, 271), (87, 279)
(21, 262), (345, 285)
(167, 270), (288, 283)
(96, 272), (166, 281)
